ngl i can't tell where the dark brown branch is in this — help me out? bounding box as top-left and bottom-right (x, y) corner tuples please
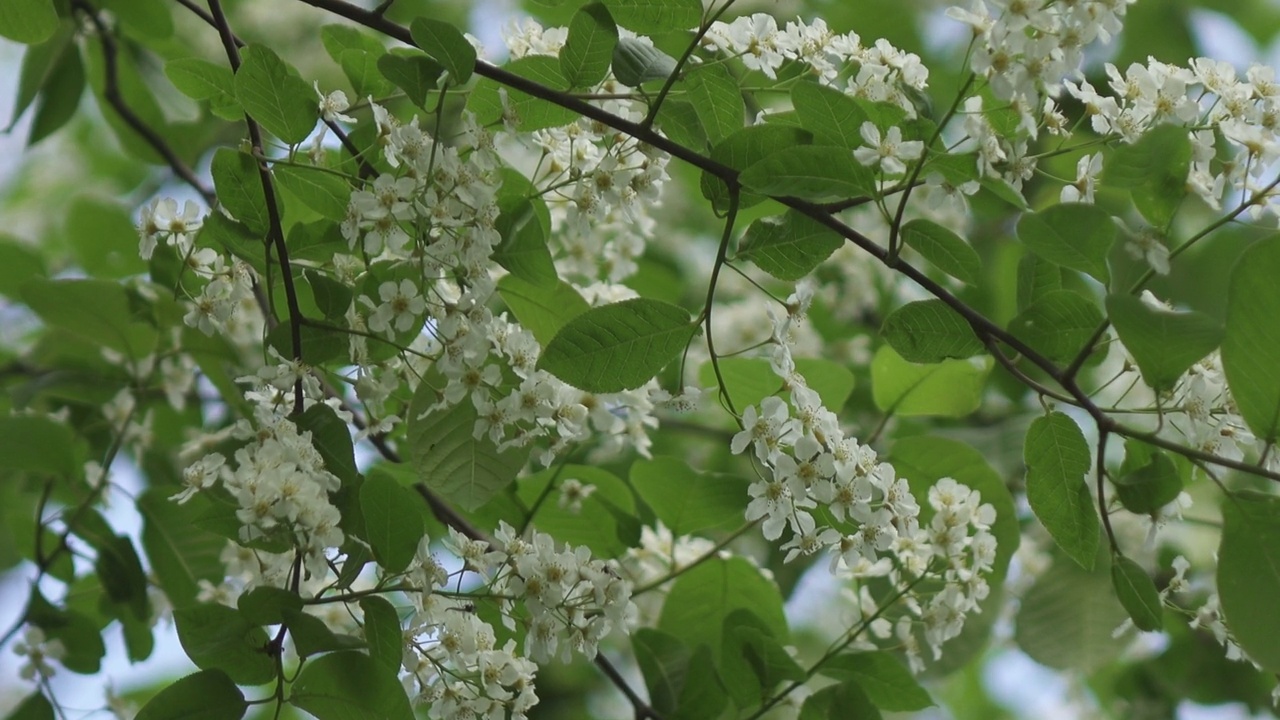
(75, 3), (215, 204)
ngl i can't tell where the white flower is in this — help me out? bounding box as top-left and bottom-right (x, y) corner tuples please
(367, 279), (426, 335)
(853, 122), (923, 175)
(14, 626), (65, 681)
(315, 82), (357, 124)
(1060, 153), (1103, 204)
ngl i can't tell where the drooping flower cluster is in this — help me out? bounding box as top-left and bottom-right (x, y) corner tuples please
(395, 524), (634, 719)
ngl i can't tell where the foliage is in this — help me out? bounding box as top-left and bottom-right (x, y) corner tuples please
(3, 0), (1280, 718)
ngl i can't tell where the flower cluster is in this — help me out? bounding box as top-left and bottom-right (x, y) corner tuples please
(175, 405), (344, 580)
(396, 525), (634, 719)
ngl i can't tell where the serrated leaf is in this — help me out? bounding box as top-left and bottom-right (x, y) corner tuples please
(211, 148), (270, 235)
(630, 457), (747, 536)
(410, 18), (476, 85)
(602, 0), (702, 33)
(1113, 444), (1183, 515)
(1111, 555), (1163, 632)
(1223, 240), (1280, 441)
(1219, 491), (1280, 671)
(1008, 290), (1103, 364)
(739, 145), (875, 201)
(360, 596), (403, 672)
(174, 603), (275, 685)
(1106, 293), (1222, 392)
(360, 472), (424, 573)
(685, 63), (742, 145)
(701, 124), (812, 211)
(658, 556), (786, 663)
(881, 299), (983, 363)
(273, 164), (351, 222)
(819, 652), (934, 711)
(497, 274), (590, 346)
(870, 345), (991, 417)
(737, 210), (843, 281)
(1016, 252), (1063, 312)
(1025, 412), (1099, 570)
(135, 670), (246, 720)
(1017, 203), (1115, 284)
(611, 37), (678, 87)
(720, 609), (805, 707)
(469, 56), (577, 130)
(408, 387), (529, 511)
(234, 45), (316, 144)
(538, 298), (696, 392)
(561, 3), (618, 88)
(791, 81), (868, 149)
(1015, 550), (1127, 671)
(377, 51), (442, 108)
(901, 219), (981, 285)
(291, 651), (414, 720)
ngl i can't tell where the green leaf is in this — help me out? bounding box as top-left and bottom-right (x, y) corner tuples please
(291, 651), (414, 720)
(200, 213), (267, 274)
(632, 631), (728, 720)
(407, 384), (529, 511)
(1113, 443), (1183, 515)
(1223, 240), (1280, 441)
(273, 165), (351, 222)
(492, 173), (556, 286)
(139, 491), (225, 610)
(0, 0), (58, 44)
(1015, 550), (1128, 671)
(602, 0), (702, 33)
(1106, 294), (1222, 392)
(65, 196), (146, 279)
(94, 533), (149, 620)
(1219, 491), (1280, 671)
(296, 403), (358, 485)
(869, 345), (991, 417)
(630, 457), (747, 536)
(658, 556), (786, 663)
(469, 56), (577, 130)
(1008, 290), (1103, 364)
(360, 472), (424, 574)
(901, 219), (982, 285)
(360, 596), (403, 672)
(10, 25), (73, 131)
(791, 81), (869, 149)
(174, 603), (275, 686)
(1104, 124), (1191, 227)
(282, 607), (365, 657)
(739, 146), (875, 202)
(21, 278), (157, 359)
(819, 652), (934, 711)
(800, 681), (881, 720)
(652, 98), (705, 149)
(561, 3), (619, 88)
(338, 48), (394, 99)
(1111, 555), (1163, 632)
(701, 124), (812, 211)
(135, 670), (247, 720)
(410, 18), (476, 85)
(881, 299), (984, 363)
(27, 40), (83, 145)
(0, 415), (77, 477)
(211, 148), (270, 235)
(518, 465), (637, 557)
(539, 298), (696, 392)
(237, 586), (303, 626)
(684, 64), (743, 145)
(0, 236), (46, 297)
(6, 692), (54, 720)
(377, 50), (442, 108)
(321, 25), (385, 63)
(737, 210), (843, 281)
(1024, 412), (1099, 570)
(165, 57), (240, 120)
(234, 45), (316, 145)
(98, 0), (172, 38)
(1016, 252), (1062, 313)
(1016, 203), (1115, 284)
(720, 609), (805, 707)
(497, 274), (590, 346)
(611, 37), (678, 87)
